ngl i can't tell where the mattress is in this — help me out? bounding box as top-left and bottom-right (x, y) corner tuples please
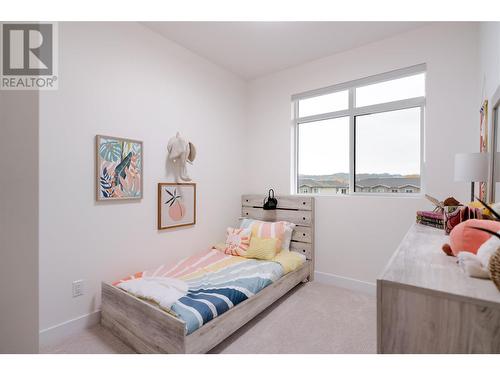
(114, 249), (285, 334)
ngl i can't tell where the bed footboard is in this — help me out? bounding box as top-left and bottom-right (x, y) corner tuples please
(101, 282), (186, 353)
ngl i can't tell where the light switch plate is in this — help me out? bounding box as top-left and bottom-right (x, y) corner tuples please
(72, 280), (84, 297)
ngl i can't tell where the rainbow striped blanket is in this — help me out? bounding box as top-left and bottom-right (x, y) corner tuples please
(115, 249), (284, 334)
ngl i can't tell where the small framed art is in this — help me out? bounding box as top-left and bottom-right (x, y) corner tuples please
(158, 183), (196, 229)
(96, 135), (143, 201)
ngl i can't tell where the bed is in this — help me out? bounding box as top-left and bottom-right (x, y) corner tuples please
(100, 194), (315, 354)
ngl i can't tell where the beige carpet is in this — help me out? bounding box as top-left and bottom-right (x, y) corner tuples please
(40, 282), (376, 354)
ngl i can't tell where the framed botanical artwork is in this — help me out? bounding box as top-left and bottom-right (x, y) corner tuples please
(158, 183), (196, 229)
(96, 135), (143, 201)
(479, 100), (488, 201)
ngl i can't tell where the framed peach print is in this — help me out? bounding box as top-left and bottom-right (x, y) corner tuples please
(96, 135), (143, 201)
(158, 183), (196, 229)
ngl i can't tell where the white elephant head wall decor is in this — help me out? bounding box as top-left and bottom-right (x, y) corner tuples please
(167, 132), (196, 181)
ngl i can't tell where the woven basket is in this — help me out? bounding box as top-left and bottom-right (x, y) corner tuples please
(490, 246), (500, 292)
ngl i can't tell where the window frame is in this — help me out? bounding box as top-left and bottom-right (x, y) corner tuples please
(292, 64), (426, 197)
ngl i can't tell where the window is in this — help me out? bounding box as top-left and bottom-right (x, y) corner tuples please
(293, 64), (425, 195)
(355, 73), (425, 107)
(297, 117), (349, 194)
(355, 107), (421, 191)
(298, 90), (348, 117)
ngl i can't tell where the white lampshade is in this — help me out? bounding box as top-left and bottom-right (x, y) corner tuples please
(454, 152), (489, 182)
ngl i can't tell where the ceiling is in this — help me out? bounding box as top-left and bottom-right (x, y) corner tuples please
(144, 22), (429, 80)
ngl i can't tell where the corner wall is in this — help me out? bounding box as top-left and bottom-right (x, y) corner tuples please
(38, 22), (248, 335)
(480, 22), (500, 103)
(479, 22), (500, 198)
(245, 23), (480, 286)
(0, 91), (39, 353)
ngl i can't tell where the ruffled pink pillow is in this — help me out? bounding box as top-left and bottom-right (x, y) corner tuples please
(223, 227), (252, 256)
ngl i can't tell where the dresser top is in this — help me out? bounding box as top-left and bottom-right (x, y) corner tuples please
(379, 223), (500, 305)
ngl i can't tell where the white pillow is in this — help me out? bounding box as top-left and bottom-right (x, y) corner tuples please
(281, 222), (296, 252)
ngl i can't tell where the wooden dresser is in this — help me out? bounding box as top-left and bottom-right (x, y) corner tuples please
(377, 223), (500, 353)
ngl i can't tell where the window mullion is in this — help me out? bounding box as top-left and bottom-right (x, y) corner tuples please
(349, 88), (355, 194)
(420, 105), (425, 196)
(353, 97), (425, 117)
(296, 109), (350, 124)
(293, 100), (299, 194)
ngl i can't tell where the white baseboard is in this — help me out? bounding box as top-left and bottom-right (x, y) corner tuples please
(314, 271), (376, 296)
(39, 310), (101, 349)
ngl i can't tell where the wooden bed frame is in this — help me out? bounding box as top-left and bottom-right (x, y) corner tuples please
(101, 194), (315, 354)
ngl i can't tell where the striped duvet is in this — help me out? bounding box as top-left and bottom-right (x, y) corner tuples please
(114, 249), (284, 334)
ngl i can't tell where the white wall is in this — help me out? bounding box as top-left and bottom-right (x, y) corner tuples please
(480, 23), (500, 104)
(0, 91), (39, 353)
(479, 22), (500, 199)
(38, 23), (248, 332)
(245, 23), (480, 285)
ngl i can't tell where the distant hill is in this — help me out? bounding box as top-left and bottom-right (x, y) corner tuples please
(299, 172), (410, 184)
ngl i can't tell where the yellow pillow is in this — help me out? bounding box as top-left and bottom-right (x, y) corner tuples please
(245, 236), (278, 260)
(272, 251), (306, 274)
(468, 201), (491, 216)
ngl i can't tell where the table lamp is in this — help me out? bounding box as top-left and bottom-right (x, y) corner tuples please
(454, 152), (489, 202)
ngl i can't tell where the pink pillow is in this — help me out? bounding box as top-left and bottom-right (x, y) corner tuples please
(223, 227), (251, 256)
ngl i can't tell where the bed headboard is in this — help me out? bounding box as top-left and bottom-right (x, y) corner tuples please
(241, 194), (315, 264)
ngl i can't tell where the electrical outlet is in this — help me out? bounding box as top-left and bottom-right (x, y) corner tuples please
(72, 280), (84, 298)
